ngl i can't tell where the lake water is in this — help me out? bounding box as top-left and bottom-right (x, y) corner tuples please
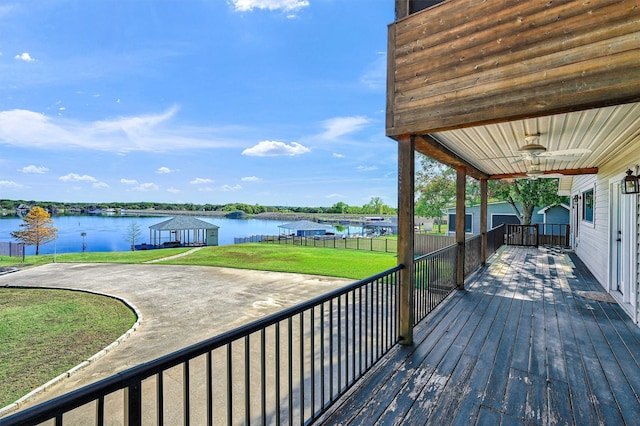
(0, 215), (356, 256)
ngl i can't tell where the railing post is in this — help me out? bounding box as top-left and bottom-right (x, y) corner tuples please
(455, 166), (466, 289)
(480, 178), (488, 266)
(398, 135), (415, 345)
(124, 381), (142, 426)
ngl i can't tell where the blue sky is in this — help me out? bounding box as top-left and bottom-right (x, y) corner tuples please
(0, 0), (397, 207)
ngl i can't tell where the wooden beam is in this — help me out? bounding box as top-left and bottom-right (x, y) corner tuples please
(397, 135), (415, 346)
(456, 166), (466, 289)
(387, 0), (640, 135)
(414, 134), (489, 180)
(490, 167), (599, 180)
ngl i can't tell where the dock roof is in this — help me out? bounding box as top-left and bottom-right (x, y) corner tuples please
(149, 216), (219, 231)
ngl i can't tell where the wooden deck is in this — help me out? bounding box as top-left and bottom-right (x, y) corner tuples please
(318, 246), (640, 425)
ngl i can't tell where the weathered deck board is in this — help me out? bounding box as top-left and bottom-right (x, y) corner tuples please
(317, 246), (640, 425)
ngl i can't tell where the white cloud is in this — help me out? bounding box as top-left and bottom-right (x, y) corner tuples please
(0, 107), (244, 153)
(167, 187), (181, 193)
(120, 178), (138, 185)
(0, 180), (23, 188)
(132, 182), (159, 191)
(93, 182), (110, 189)
(320, 116), (370, 140)
(242, 140), (310, 157)
(156, 166), (173, 174)
(333, 153), (344, 158)
(19, 165), (48, 174)
(59, 173), (97, 182)
(15, 52), (35, 62)
(241, 176), (261, 182)
(231, 0), (309, 12)
(221, 184), (242, 192)
(326, 193), (346, 199)
(357, 165), (378, 172)
(190, 178), (214, 184)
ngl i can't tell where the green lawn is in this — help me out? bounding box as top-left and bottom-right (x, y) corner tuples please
(0, 247), (192, 269)
(0, 288), (137, 408)
(152, 244), (397, 279)
(1, 243), (397, 408)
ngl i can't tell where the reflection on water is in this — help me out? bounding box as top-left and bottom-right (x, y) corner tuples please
(0, 215), (292, 255)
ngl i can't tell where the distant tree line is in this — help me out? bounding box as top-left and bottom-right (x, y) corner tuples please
(0, 198), (396, 216)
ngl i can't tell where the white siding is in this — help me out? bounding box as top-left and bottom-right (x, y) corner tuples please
(573, 173), (608, 285)
(571, 143), (640, 322)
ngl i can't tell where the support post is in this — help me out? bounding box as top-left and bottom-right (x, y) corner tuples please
(480, 178), (488, 265)
(398, 135), (415, 345)
(456, 166), (466, 289)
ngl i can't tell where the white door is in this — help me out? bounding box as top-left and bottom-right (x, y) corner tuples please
(610, 180), (636, 306)
(611, 184), (624, 295)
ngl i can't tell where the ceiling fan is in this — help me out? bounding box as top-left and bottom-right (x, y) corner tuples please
(522, 164), (566, 180)
(512, 133), (591, 163)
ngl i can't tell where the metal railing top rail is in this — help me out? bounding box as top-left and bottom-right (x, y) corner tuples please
(2, 265), (404, 425)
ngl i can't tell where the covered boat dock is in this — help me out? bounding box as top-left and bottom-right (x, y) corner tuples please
(145, 216), (219, 248)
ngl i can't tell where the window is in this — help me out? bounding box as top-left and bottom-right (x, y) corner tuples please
(582, 188), (594, 223)
(448, 213), (472, 233)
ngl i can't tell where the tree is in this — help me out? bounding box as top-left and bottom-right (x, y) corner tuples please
(327, 202), (349, 214)
(124, 221), (143, 251)
(363, 197), (394, 215)
(489, 178), (567, 224)
(415, 156), (456, 232)
(11, 206), (58, 255)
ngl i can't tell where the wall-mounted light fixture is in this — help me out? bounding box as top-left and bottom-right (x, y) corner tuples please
(572, 194), (579, 204)
(621, 167), (640, 194)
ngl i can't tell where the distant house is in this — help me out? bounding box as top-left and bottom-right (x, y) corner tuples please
(15, 204), (30, 215)
(445, 201), (569, 235)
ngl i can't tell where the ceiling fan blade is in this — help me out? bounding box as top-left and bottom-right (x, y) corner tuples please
(537, 148), (591, 157)
(539, 155), (587, 161)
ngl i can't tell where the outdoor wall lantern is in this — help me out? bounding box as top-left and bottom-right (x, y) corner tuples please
(621, 167), (640, 194)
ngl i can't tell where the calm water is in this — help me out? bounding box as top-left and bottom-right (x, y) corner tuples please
(0, 215), (324, 255)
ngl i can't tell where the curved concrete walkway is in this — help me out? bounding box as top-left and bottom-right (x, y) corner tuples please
(0, 263), (351, 417)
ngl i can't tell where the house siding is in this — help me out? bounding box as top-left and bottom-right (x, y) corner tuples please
(571, 143), (640, 322)
(446, 202), (548, 235)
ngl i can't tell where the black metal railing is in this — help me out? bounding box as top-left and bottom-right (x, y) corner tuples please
(1, 267), (402, 426)
(414, 233), (455, 256)
(506, 223), (569, 247)
(413, 244), (457, 325)
(413, 224), (506, 325)
(487, 224), (506, 258)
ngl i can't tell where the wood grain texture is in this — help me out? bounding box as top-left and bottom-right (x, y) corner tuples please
(387, 0), (640, 135)
(318, 247), (640, 425)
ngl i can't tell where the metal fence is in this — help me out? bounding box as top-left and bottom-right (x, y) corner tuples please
(235, 235), (398, 253)
(0, 242), (24, 261)
(235, 233), (456, 256)
(2, 267), (402, 426)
